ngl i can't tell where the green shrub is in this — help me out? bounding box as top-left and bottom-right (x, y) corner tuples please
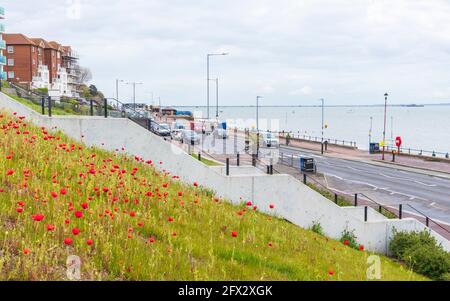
(310, 221), (324, 236)
(390, 230), (450, 280)
(390, 230), (437, 259)
(340, 229), (359, 249)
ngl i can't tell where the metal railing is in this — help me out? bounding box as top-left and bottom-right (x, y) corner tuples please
(384, 145), (449, 159)
(280, 132), (357, 148)
(278, 150), (450, 234)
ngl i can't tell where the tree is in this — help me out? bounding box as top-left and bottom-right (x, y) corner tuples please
(77, 66), (92, 84)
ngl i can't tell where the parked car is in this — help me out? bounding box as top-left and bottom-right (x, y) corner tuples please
(181, 130), (201, 145)
(155, 123), (171, 137)
(171, 128), (184, 141)
(260, 132), (279, 148)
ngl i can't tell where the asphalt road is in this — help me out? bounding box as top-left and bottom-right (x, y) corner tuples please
(278, 146), (450, 224)
(193, 132), (450, 224)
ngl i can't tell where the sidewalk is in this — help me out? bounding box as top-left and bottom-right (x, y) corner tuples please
(280, 136), (450, 176)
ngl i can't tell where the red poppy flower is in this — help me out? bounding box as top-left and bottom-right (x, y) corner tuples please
(246, 201), (252, 206)
(148, 237), (156, 243)
(358, 245), (365, 251)
(81, 202), (88, 209)
(72, 228), (81, 235)
(23, 248), (30, 255)
(172, 232), (177, 237)
(65, 219), (70, 224)
(74, 211), (83, 218)
(137, 221), (144, 227)
(343, 240), (350, 246)
(50, 192), (58, 198)
(47, 224), (55, 231)
(87, 239), (93, 246)
(17, 201), (25, 207)
(328, 270), (335, 276)
(231, 231), (238, 238)
(269, 204), (275, 209)
(32, 214), (45, 221)
(60, 188), (67, 195)
(268, 242), (273, 247)
(178, 191), (182, 197)
(167, 217), (174, 222)
(193, 182), (199, 187)
(102, 187), (109, 193)
(129, 211), (136, 217)
(253, 205), (258, 211)
(64, 238), (73, 245)
(6, 169), (14, 176)
(16, 207), (24, 213)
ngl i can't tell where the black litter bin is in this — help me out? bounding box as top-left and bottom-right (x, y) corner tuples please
(369, 143), (380, 154)
(300, 157), (316, 173)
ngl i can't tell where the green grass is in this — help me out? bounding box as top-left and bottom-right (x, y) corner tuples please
(0, 110), (426, 280)
(190, 153), (222, 166)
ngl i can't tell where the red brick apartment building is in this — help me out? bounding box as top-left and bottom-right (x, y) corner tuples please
(3, 33), (80, 97)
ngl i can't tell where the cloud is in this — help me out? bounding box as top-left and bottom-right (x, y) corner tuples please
(4, 0), (450, 105)
(290, 86), (313, 96)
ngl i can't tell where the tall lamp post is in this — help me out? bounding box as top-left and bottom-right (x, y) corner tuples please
(369, 116), (373, 144)
(382, 93), (389, 160)
(207, 53), (228, 120)
(209, 78), (220, 119)
(115, 79), (124, 109)
(126, 82), (143, 111)
(256, 96), (263, 158)
(320, 98), (325, 154)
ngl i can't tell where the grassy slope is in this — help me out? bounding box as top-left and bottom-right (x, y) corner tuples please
(0, 111), (426, 280)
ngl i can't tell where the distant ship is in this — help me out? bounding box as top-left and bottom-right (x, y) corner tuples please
(405, 104), (425, 107)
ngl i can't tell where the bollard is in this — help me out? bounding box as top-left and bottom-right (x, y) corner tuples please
(364, 206), (368, 222)
(47, 96), (52, 117)
(392, 151), (396, 162)
(399, 204), (403, 219)
(252, 154), (256, 167)
(41, 96), (45, 115)
(354, 194), (358, 207)
(226, 158), (230, 176)
(426, 217), (429, 227)
(267, 165), (270, 174)
(334, 194), (338, 204)
(104, 98), (108, 118)
(90, 99), (94, 116)
(198, 152), (201, 161)
(237, 153), (240, 166)
(270, 165), (273, 175)
(303, 174), (307, 185)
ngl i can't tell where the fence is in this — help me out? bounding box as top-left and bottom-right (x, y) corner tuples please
(280, 132), (357, 148)
(278, 151), (450, 237)
(384, 145), (449, 159)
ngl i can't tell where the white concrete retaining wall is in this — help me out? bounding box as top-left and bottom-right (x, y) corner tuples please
(2, 92), (449, 254)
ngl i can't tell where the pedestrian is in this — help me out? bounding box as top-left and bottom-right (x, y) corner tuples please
(286, 132), (291, 146)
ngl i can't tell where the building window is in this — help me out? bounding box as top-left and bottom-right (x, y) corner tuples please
(32, 47), (35, 53)
(7, 59), (14, 66)
(8, 71), (15, 79)
(33, 59), (36, 65)
(7, 46), (14, 53)
(57, 52), (60, 59)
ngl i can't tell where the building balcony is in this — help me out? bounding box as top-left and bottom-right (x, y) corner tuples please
(0, 55), (6, 65)
(0, 24), (5, 33)
(0, 40), (5, 49)
(0, 7), (5, 19)
(1, 71), (6, 81)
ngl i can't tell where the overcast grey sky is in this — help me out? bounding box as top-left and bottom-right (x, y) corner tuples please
(4, 0), (450, 105)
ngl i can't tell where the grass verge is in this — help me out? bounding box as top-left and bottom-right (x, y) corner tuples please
(0, 110), (425, 280)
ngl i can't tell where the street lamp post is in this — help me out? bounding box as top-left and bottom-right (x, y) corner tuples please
(215, 78), (219, 119)
(382, 93), (389, 161)
(115, 79), (124, 109)
(320, 98), (325, 155)
(126, 82), (143, 111)
(207, 53), (228, 120)
(369, 116), (373, 144)
(256, 96), (263, 158)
